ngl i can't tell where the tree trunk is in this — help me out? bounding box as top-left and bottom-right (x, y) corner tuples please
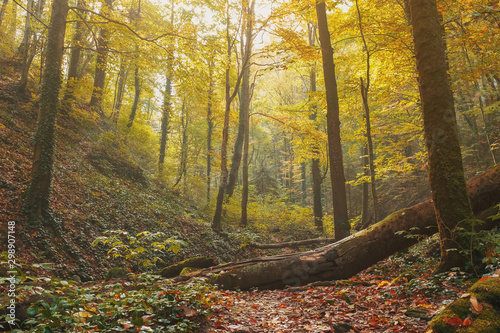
(206, 59), (214, 203)
(212, 3), (248, 231)
(111, 61), (127, 124)
(159, 5), (174, 173)
(360, 145), (370, 226)
(18, 0), (37, 95)
(240, 108), (250, 227)
(315, 0), (350, 240)
(225, 0), (254, 199)
(409, 0), (475, 272)
(89, 0), (113, 114)
(177, 165), (500, 290)
(61, 0), (86, 112)
(0, 0), (9, 27)
(127, 65), (141, 127)
(23, 0), (69, 223)
(308, 23), (323, 231)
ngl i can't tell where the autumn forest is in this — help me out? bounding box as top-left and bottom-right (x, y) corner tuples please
(0, 0), (499, 332)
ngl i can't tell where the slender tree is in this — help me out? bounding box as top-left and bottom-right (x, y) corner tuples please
(225, 0), (255, 198)
(206, 57), (215, 203)
(23, 0), (69, 223)
(61, 0), (86, 112)
(212, 0), (248, 231)
(315, 0), (350, 240)
(110, 61), (127, 123)
(158, 2), (174, 172)
(0, 0), (9, 26)
(409, 0), (474, 271)
(356, 0), (379, 223)
(308, 22), (323, 232)
(89, 0), (113, 114)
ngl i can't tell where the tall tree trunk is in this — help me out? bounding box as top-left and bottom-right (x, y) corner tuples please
(111, 61), (127, 124)
(409, 0), (474, 272)
(212, 3), (248, 231)
(0, 0), (9, 26)
(240, 109), (250, 227)
(23, 0), (69, 223)
(315, 0), (350, 240)
(159, 4), (174, 173)
(360, 145), (370, 226)
(127, 65), (141, 127)
(174, 98), (188, 188)
(18, 0), (37, 95)
(308, 23), (323, 232)
(175, 165), (500, 290)
(61, 0), (86, 112)
(225, 0), (255, 199)
(356, 0), (379, 223)
(89, 0), (113, 114)
(206, 59), (215, 203)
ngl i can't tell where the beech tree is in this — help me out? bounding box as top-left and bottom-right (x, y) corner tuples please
(315, 0), (350, 240)
(409, 0), (474, 271)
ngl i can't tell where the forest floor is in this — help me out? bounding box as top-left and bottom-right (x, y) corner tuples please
(198, 252), (472, 333)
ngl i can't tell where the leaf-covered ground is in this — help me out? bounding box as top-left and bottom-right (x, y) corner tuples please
(199, 254), (472, 333)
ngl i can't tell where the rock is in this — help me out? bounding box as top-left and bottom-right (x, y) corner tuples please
(70, 275), (81, 283)
(430, 277), (500, 333)
(105, 267), (127, 281)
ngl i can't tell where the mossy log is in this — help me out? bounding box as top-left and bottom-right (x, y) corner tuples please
(430, 276), (500, 333)
(243, 238), (336, 249)
(159, 256), (218, 278)
(175, 166), (500, 290)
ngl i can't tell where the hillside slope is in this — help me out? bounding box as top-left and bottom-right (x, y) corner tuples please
(0, 77), (259, 281)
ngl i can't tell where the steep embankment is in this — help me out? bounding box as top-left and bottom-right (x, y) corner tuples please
(0, 79), (255, 282)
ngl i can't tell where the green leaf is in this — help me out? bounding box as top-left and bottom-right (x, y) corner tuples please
(27, 305), (38, 316)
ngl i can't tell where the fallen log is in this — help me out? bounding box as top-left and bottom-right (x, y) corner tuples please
(243, 238), (335, 249)
(176, 165), (500, 290)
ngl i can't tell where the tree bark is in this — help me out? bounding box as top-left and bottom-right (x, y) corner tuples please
(177, 165), (500, 290)
(23, 0), (68, 222)
(89, 0), (113, 114)
(206, 59), (214, 203)
(315, 0), (350, 240)
(61, 0), (86, 112)
(225, 0), (254, 199)
(159, 4), (174, 173)
(308, 23), (323, 231)
(126, 65), (141, 127)
(212, 2), (248, 231)
(111, 61), (127, 124)
(0, 0), (9, 27)
(409, 0), (475, 272)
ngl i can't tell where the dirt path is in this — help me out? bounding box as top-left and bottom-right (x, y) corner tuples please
(199, 258), (469, 332)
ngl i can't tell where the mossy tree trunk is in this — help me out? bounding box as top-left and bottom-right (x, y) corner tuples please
(409, 0), (475, 272)
(315, 0), (350, 240)
(23, 0), (69, 223)
(176, 166), (500, 290)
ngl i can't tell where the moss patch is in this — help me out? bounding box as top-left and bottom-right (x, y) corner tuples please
(430, 277), (500, 333)
(160, 256), (217, 278)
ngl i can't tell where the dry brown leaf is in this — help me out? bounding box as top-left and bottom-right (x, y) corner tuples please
(469, 295), (483, 314)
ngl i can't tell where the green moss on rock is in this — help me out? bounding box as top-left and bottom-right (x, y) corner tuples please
(105, 267), (127, 281)
(180, 267), (200, 276)
(430, 277), (500, 333)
